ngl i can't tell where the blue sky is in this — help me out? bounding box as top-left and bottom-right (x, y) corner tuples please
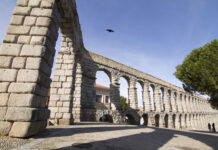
(0, 0), (217, 106)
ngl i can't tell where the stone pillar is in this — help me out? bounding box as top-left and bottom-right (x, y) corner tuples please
(143, 82), (151, 112)
(154, 85), (162, 112)
(183, 95), (188, 113)
(163, 88), (170, 112)
(128, 79), (137, 109)
(168, 114), (174, 128)
(171, 91), (177, 113)
(49, 33), (78, 125)
(175, 114), (181, 129)
(0, 0), (67, 137)
(181, 115), (187, 129)
(178, 94), (183, 113)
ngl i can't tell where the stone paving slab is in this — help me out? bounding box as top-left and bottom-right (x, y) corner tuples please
(5, 122), (216, 150)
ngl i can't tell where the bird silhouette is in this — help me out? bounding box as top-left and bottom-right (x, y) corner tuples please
(106, 29), (114, 32)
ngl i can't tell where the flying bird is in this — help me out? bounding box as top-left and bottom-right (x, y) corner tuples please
(106, 29), (114, 32)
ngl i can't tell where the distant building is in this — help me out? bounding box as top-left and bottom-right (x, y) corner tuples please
(95, 84), (111, 110)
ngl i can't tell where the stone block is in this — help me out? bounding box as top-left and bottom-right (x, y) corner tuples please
(30, 26), (48, 36)
(52, 76), (59, 82)
(0, 121), (12, 136)
(3, 35), (17, 43)
(0, 56), (12, 68)
(24, 16), (36, 26)
(0, 43), (22, 56)
(31, 8), (52, 17)
(17, 69), (40, 82)
(8, 83), (36, 93)
(0, 82), (9, 92)
(28, 0), (41, 7)
(55, 58), (63, 64)
(64, 89), (71, 94)
(63, 113), (71, 119)
(17, 35), (31, 44)
(7, 25), (30, 35)
(63, 102), (70, 107)
(57, 102), (63, 107)
(65, 70), (73, 76)
(12, 57), (26, 69)
(20, 45), (46, 56)
(61, 64), (68, 69)
(50, 88), (57, 94)
(41, 1), (53, 8)
(58, 88), (65, 94)
(5, 107), (49, 122)
(54, 70), (65, 76)
(60, 95), (72, 101)
(55, 64), (61, 69)
(49, 95), (60, 101)
(67, 77), (73, 82)
(55, 113), (63, 119)
(0, 69), (18, 82)
(9, 121), (47, 137)
(0, 94), (9, 106)
(51, 82), (61, 88)
(49, 107), (58, 113)
(10, 15), (24, 25)
(63, 82), (73, 88)
(25, 57), (51, 76)
(36, 17), (51, 27)
(48, 101), (56, 107)
(13, 6), (31, 15)
(59, 119), (73, 125)
(30, 36), (46, 45)
(0, 107), (7, 120)
(8, 94), (44, 107)
(17, 0), (29, 6)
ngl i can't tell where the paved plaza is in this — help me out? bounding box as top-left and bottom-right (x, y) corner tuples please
(0, 122), (216, 150)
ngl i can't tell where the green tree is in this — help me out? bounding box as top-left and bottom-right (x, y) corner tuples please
(174, 39), (218, 109)
(120, 96), (129, 112)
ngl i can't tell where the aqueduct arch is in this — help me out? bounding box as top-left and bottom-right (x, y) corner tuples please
(0, 0), (218, 138)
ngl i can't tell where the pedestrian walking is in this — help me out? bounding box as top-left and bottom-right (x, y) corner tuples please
(208, 123), (211, 132)
(212, 123), (216, 133)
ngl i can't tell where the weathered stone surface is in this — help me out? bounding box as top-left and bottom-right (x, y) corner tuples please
(0, 121), (12, 136)
(12, 57), (26, 69)
(0, 43), (22, 56)
(28, 0), (41, 7)
(0, 94), (9, 106)
(9, 121), (47, 137)
(59, 119), (73, 125)
(8, 83), (35, 93)
(59, 107), (70, 113)
(0, 56), (12, 68)
(13, 6), (31, 15)
(31, 8), (52, 17)
(0, 69), (18, 82)
(24, 16), (36, 26)
(0, 107), (7, 120)
(3, 35), (17, 43)
(30, 26), (48, 36)
(7, 25), (31, 35)
(10, 15), (24, 25)
(36, 17), (51, 27)
(17, 35), (31, 44)
(0, 82), (9, 93)
(20, 45), (45, 56)
(30, 36), (46, 45)
(8, 94), (45, 107)
(5, 107), (50, 122)
(41, 1), (53, 8)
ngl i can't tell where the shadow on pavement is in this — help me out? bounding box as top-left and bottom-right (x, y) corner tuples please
(33, 123), (218, 150)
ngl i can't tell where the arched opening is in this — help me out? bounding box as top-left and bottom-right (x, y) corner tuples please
(185, 114), (187, 128)
(180, 94), (183, 112)
(95, 71), (111, 110)
(120, 76), (129, 112)
(142, 114), (148, 126)
(124, 114), (137, 125)
(136, 82), (143, 110)
(149, 85), (155, 111)
(99, 114), (113, 123)
(155, 114), (160, 127)
(160, 88), (164, 111)
(172, 114), (176, 128)
(164, 114), (169, 128)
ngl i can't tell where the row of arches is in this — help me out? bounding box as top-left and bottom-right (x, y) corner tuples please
(95, 68), (210, 114)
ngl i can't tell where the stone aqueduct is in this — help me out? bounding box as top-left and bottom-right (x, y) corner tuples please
(0, 0), (217, 137)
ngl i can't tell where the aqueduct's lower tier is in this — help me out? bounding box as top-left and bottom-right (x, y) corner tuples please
(96, 109), (218, 130)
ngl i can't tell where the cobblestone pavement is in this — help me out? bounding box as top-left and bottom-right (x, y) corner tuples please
(1, 122), (218, 150)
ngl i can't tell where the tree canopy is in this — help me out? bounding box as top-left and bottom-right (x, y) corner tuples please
(174, 39), (218, 109)
(120, 96), (129, 112)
